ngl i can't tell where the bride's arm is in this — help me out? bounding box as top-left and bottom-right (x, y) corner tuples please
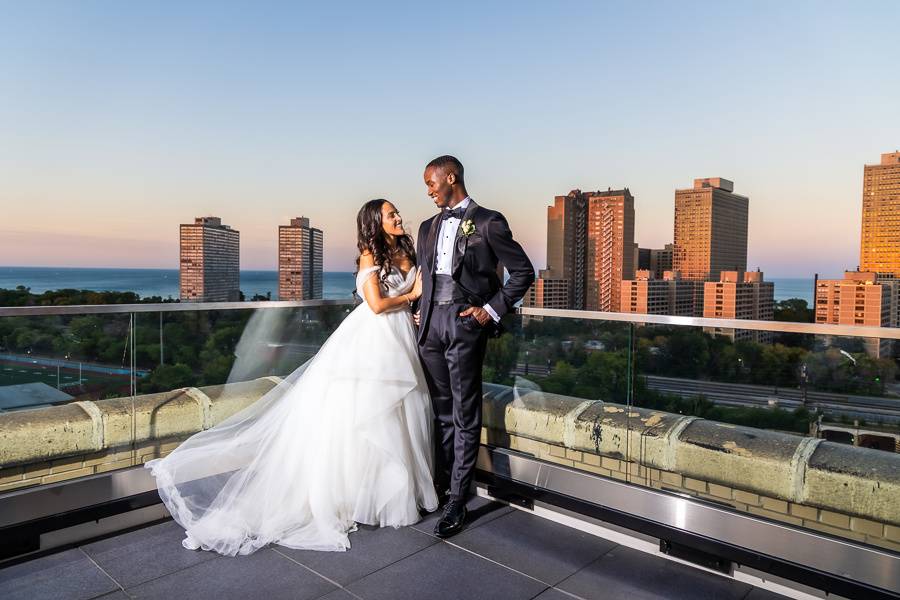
(359, 253), (422, 314)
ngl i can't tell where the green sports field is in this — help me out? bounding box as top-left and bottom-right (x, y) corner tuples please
(0, 363), (128, 391)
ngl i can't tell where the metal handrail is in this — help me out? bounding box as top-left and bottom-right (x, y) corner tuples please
(1, 300), (897, 341)
(517, 306), (900, 340)
(0, 298), (357, 317)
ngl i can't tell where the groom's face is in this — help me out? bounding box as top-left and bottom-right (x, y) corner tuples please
(424, 166), (453, 209)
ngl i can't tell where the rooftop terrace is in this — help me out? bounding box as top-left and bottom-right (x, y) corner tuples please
(1, 300), (898, 599)
(1, 494), (789, 600)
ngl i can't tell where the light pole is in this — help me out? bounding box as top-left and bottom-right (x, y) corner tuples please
(800, 363), (808, 408)
(160, 312), (164, 366)
(60, 354), (69, 390)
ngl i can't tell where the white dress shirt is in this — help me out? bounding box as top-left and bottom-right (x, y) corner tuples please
(435, 197), (500, 322)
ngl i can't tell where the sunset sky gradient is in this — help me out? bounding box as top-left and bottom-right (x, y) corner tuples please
(1, 1), (898, 276)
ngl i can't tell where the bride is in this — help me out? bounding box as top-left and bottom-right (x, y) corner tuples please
(146, 199), (438, 556)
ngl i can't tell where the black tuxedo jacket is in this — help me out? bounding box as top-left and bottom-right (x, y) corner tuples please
(415, 199), (534, 344)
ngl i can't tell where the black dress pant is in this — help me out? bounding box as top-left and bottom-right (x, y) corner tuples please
(419, 302), (489, 500)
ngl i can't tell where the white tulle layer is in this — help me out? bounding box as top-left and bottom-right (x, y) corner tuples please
(146, 290), (437, 556)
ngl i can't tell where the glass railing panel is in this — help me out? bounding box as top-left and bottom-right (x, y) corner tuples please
(632, 325), (900, 435)
(0, 302), (355, 496)
(486, 313), (633, 401)
(484, 311), (900, 554)
(136, 303), (355, 469)
(0, 312), (134, 493)
(482, 313), (635, 468)
(137, 308), (255, 392)
(0, 313), (134, 409)
(628, 323), (899, 550)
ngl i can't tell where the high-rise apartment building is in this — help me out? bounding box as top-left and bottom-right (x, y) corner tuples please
(674, 178), (748, 282)
(621, 270), (700, 316)
(546, 191), (589, 309)
(523, 190), (587, 313)
(523, 276), (569, 311)
(278, 217), (324, 300)
(860, 152), (900, 278)
(585, 189), (635, 312)
(622, 270), (669, 315)
(703, 271), (774, 343)
(815, 272), (896, 357)
(179, 217), (240, 302)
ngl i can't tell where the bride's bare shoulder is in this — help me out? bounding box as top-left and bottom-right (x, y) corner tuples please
(358, 252), (376, 269)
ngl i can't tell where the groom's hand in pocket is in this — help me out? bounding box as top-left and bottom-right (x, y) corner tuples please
(459, 305), (491, 327)
(413, 310), (420, 327)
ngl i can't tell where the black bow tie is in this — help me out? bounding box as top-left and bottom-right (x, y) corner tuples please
(442, 207), (465, 221)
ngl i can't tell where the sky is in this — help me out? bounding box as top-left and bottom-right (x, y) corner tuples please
(1, 1), (898, 277)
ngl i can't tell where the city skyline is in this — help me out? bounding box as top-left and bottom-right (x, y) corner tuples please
(0, 153), (894, 279)
(1, 3), (899, 276)
(529, 172), (773, 330)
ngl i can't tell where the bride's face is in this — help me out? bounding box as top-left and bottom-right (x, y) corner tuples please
(381, 202), (404, 237)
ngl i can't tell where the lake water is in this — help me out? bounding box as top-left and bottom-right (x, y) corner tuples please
(0, 267), (815, 304)
(769, 278), (815, 304)
(0, 267), (356, 301)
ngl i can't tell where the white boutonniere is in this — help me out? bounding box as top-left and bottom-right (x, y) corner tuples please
(461, 219), (476, 237)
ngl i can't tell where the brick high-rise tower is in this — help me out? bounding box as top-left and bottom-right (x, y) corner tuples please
(179, 217), (240, 302)
(278, 217), (324, 300)
(674, 178), (748, 283)
(815, 271), (897, 357)
(860, 152), (900, 278)
(585, 189), (635, 312)
(703, 270), (774, 343)
(621, 270), (700, 317)
(546, 190), (589, 309)
(524, 190), (588, 312)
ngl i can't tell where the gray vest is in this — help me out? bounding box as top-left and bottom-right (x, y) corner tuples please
(433, 274), (466, 302)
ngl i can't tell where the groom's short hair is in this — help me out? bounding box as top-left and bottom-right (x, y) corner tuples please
(426, 155), (464, 180)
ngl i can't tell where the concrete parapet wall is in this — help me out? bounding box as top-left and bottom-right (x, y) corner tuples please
(1, 378), (898, 552)
(0, 378), (279, 492)
(481, 383), (900, 551)
(482, 384), (900, 527)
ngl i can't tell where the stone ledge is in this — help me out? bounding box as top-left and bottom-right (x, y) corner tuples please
(0, 404), (95, 467)
(0, 378), (277, 467)
(0, 377), (898, 528)
(482, 383), (900, 526)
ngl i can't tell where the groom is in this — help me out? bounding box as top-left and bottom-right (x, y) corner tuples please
(415, 155), (534, 538)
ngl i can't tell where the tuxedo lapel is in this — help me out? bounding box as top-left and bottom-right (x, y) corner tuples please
(451, 200), (479, 278)
(424, 214), (441, 276)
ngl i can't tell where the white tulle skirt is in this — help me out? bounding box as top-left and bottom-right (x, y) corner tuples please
(145, 302), (438, 556)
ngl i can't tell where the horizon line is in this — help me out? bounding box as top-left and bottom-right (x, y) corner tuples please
(0, 264), (826, 280)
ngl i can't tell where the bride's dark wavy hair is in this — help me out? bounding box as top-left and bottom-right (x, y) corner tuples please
(356, 199), (416, 282)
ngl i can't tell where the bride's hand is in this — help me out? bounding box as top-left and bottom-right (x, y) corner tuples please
(411, 271), (423, 300)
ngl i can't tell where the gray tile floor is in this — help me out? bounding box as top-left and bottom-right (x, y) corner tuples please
(0, 496), (789, 600)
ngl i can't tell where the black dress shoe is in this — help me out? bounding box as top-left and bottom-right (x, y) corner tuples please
(434, 499), (467, 538)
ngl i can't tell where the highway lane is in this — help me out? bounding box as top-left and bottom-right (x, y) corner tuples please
(644, 375), (900, 423)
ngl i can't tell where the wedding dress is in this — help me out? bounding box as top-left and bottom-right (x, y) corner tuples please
(146, 265), (437, 555)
